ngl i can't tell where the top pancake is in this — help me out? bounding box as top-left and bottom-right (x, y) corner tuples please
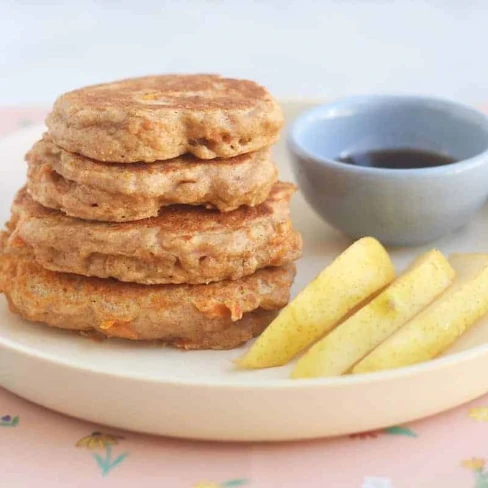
(46, 74), (284, 162)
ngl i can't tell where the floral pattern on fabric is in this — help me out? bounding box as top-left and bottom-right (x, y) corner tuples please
(462, 458), (488, 487)
(469, 407), (488, 422)
(192, 480), (248, 487)
(76, 431), (128, 476)
(0, 415), (19, 427)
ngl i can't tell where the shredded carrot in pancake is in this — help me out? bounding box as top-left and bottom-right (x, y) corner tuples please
(194, 300), (244, 321)
(99, 320), (139, 339)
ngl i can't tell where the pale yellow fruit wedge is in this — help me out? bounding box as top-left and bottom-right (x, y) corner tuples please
(291, 249), (455, 378)
(353, 253), (488, 374)
(235, 237), (395, 369)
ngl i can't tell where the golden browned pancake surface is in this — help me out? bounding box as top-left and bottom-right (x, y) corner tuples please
(26, 136), (277, 220)
(46, 74), (284, 162)
(11, 183), (302, 284)
(0, 243), (295, 349)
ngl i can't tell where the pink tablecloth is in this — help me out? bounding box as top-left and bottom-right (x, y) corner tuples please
(2, 108), (488, 488)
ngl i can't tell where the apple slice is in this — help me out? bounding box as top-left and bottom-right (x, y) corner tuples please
(291, 249), (455, 378)
(353, 253), (488, 374)
(236, 237), (395, 369)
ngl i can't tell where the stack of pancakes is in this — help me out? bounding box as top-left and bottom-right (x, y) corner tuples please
(0, 75), (302, 349)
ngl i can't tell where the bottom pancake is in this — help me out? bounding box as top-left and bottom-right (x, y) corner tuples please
(0, 246), (295, 350)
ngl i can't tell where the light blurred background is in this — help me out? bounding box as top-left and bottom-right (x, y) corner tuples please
(1, 0), (487, 105)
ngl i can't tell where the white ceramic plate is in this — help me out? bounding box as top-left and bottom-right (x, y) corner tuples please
(2, 101), (488, 442)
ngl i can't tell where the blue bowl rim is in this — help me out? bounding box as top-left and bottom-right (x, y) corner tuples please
(287, 94), (488, 177)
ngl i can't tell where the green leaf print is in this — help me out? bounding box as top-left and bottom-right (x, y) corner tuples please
(475, 470), (488, 488)
(384, 426), (417, 437)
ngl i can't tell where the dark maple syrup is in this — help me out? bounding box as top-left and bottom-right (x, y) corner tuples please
(336, 148), (456, 170)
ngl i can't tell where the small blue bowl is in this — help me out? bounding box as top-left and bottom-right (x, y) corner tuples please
(288, 95), (488, 246)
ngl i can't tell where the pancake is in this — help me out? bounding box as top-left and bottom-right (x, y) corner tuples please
(11, 183), (302, 284)
(26, 136), (278, 220)
(46, 74), (284, 162)
(0, 243), (295, 349)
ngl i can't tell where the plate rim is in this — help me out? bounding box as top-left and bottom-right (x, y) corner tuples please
(3, 312), (488, 390)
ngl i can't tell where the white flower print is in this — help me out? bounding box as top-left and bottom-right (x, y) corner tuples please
(361, 476), (393, 488)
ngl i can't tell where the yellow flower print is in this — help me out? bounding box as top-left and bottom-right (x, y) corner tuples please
(462, 457), (485, 471)
(76, 431), (124, 450)
(192, 484), (219, 488)
(76, 431), (128, 476)
(469, 407), (488, 422)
